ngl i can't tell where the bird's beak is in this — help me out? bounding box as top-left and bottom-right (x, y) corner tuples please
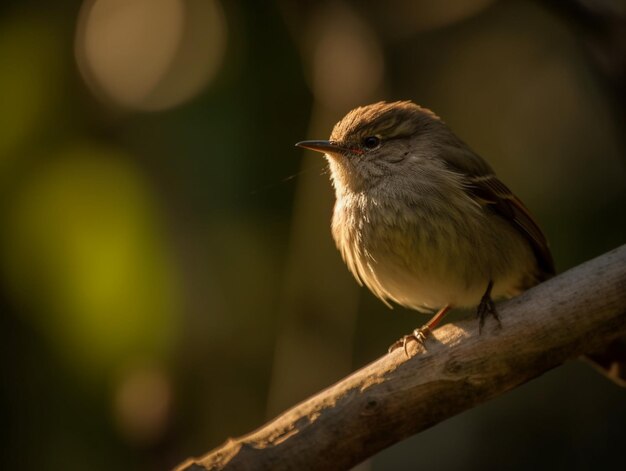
(295, 140), (345, 155)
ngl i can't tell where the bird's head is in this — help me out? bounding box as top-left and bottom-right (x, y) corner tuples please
(296, 101), (450, 194)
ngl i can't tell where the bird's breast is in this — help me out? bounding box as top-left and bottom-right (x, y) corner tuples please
(331, 189), (535, 311)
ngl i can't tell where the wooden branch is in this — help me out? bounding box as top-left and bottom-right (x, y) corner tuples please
(176, 245), (626, 471)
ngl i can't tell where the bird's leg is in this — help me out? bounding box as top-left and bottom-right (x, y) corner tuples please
(476, 280), (501, 333)
(388, 305), (452, 356)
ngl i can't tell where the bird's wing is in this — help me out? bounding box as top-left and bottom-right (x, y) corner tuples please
(440, 142), (555, 279)
(465, 173), (555, 279)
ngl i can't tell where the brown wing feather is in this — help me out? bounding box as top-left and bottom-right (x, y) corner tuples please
(438, 139), (554, 280)
(467, 174), (555, 280)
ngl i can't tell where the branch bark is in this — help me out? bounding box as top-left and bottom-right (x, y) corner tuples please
(176, 245), (626, 471)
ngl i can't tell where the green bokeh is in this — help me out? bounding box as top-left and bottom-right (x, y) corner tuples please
(3, 145), (181, 375)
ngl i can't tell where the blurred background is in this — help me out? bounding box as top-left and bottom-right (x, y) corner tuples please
(0, 0), (624, 469)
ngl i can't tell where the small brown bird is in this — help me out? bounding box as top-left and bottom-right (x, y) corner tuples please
(297, 101), (555, 353)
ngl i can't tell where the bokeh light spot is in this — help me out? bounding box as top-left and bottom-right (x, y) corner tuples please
(1, 145), (182, 375)
(308, 3), (384, 111)
(113, 364), (173, 445)
(75, 0), (227, 111)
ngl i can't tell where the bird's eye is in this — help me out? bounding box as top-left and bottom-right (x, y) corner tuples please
(362, 136), (381, 150)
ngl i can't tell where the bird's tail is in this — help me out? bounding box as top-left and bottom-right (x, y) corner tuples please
(584, 337), (626, 387)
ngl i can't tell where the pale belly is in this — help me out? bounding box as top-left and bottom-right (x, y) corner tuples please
(333, 203), (537, 313)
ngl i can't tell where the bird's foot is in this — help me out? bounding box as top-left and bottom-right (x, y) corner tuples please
(477, 282), (501, 334)
(388, 326), (431, 357)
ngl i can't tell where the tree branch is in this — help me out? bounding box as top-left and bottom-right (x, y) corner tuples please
(176, 245), (626, 471)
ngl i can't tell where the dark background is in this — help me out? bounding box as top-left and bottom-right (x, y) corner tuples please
(1, 1), (624, 469)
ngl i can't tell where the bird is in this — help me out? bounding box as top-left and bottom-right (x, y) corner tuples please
(296, 100), (555, 354)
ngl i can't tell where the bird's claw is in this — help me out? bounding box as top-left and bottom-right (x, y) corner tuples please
(388, 326), (431, 357)
(476, 294), (501, 334)
(475, 280), (501, 334)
